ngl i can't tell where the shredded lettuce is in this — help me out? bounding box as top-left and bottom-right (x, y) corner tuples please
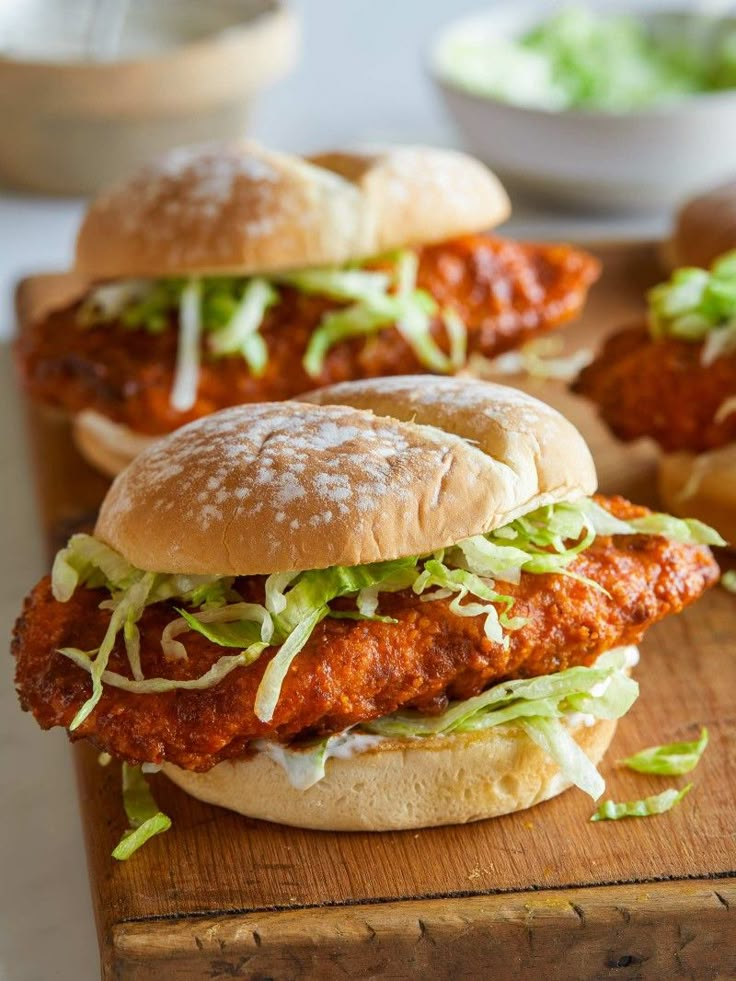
(170, 279), (203, 412)
(476, 337), (594, 381)
(61, 643), (268, 696)
(78, 279), (161, 329)
(363, 646), (637, 739)
(69, 572), (156, 729)
(721, 570), (736, 593)
(52, 534), (139, 601)
(54, 535), (238, 727)
(715, 396), (736, 424)
(522, 717), (605, 799)
(255, 607), (326, 722)
(302, 276), (453, 378)
(175, 603), (274, 648)
(207, 278), (277, 376)
(392, 251), (456, 374)
(648, 252), (736, 364)
(394, 291), (451, 374)
(579, 498), (725, 546)
(112, 763), (171, 860)
(302, 303), (397, 376)
(77, 252), (468, 399)
(260, 646), (638, 797)
(80, 276), (260, 336)
(412, 559), (517, 643)
(277, 267), (392, 302)
(54, 499), (720, 727)
(290, 257), (455, 378)
(619, 727), (708, 775)
(435, 6), (736, 113)
(443, 307), (468, 370)
(591, 784), (693, 822)
(270, 560), (419, 636)
(177, 578), (233, 610)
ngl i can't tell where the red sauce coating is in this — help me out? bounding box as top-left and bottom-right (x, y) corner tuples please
(13, 496), (717, 770)
(573, 325), (736, 453)
(17, 235), (599, 434)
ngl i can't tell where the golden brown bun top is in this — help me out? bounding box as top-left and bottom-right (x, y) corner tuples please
(95, 377), (596, 576)
(74, 142), (510, 280)
(669, 179), (736, 269)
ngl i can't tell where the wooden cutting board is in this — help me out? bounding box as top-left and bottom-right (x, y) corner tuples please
(20, 242), (736, 980)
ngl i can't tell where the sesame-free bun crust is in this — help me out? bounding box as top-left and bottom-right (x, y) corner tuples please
(74, 142), (510, 280)
(164, 716), (616, 831)
(15, 271), (90, 327)
(95, 377), (597, 575)
(667, 180), (736, 270)
(302, 375), (592, 501)
(659, 447), (736, 546)
(72, 410), (158, 480)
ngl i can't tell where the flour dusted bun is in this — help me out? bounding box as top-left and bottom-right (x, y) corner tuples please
(94, 378), (596, 575)
(74, 142), (510, 280)
(667, 180), (736, 270)
(302, 375), (593, 507)
(72, 411), (158, 479)
(164, 716), (616, 831)
(659, 448), (736, 546)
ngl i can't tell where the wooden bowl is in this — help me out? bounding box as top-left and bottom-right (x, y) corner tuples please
(0, 0), (299, 195)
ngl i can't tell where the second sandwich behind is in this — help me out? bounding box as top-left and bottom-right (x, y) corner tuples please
(16, 142), (599, 476)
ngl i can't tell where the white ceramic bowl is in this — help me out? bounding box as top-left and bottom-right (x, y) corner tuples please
(429, 1), (736, 212)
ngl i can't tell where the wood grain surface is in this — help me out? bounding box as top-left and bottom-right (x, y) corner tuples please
(20, 242), (736, 979)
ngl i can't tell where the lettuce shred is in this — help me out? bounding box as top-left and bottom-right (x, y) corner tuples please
(648, 251), (736, 364)
(474, 336), (593, 382)
(619, 727), (708, 775)
(364, 646), (638, 800)
(76, 252), (468, 407)
(53, 500), (721, 729)
(435, 6), (736, 113)
(259, 646), (638, 798)
(169, 279), (203, 412)
(112, 763), (171, 860)
(590, 784), (693, 822)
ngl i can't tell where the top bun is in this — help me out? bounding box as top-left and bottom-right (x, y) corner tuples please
(667, 180), (736, 270)
(95, 377), (596, 576)
(74, 142), (510, 281)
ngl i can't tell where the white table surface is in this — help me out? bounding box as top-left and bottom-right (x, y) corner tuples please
(0, 2), (669, 978)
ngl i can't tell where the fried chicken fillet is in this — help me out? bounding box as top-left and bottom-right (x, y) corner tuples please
(13, 497), (718, 771)
(573, 325), (736, 453)
(17, 236), (599, 436)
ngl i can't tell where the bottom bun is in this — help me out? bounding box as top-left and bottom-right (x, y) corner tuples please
(163, 717), (617, 831)
(73, 410), (158, 478)
(659, 448), (736, 548)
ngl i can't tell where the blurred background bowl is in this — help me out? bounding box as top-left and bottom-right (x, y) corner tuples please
(0, 0), (299, 195)
(428, 0), (736, 212)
